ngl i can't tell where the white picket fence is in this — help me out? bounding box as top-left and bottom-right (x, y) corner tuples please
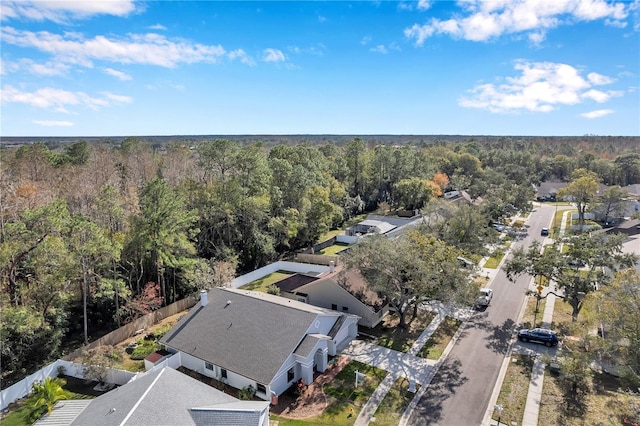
(0, 359), (136, 411)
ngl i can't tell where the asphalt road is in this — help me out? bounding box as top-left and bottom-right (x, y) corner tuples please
(408, 204), (557, 426)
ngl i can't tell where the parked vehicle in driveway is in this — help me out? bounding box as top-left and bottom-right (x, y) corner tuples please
(475, 288), (493, 307)
(518, 328), (559, 347)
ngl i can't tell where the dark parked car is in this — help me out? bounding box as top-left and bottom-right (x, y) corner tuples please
(540, 227), (549, 236)
(518, 328), (559, 347)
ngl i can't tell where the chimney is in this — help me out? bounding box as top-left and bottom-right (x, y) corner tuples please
(330, 261), (335, 273)
(200, 290), (208, 306)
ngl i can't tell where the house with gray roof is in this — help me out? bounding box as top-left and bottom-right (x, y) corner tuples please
(275, 267), (389, 328)
(35, 367), (269, 426)
(160, 287), (359, 401)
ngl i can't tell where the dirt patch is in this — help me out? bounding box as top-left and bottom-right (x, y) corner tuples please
(270, 356), (350, 419)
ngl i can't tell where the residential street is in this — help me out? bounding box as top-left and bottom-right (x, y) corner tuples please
(408, 204), (556, 426)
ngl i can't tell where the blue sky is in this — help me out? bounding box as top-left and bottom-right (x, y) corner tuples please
(1, 0), (639, 137)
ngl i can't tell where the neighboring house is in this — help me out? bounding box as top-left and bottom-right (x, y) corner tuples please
(347, 219), (396, 236)
(622, 184), (640, 200)
(160, 287), (359, 401)
(275, 266), (390, 328)
(345, 214), (422, 238)
(535, 181), (567, 200)
(36, 367), (270, 426)
(443, 190), (483, 206)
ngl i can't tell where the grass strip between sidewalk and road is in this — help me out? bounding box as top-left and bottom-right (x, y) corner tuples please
(418, 317), (462, 360)
(492, 354), (534, 425)
(373, 376), (421, 426)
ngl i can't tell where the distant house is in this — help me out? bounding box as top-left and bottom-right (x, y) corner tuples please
(443, 190), (483, 206)
(275, 266), (390, 328)
(345, 214), (422, 238)
(347, 219), (396, 236)
(63, 367), (270, 426)
(159, 287), (359, 401)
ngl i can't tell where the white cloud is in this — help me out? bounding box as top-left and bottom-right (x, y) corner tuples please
(287, 44), (326, 56)
(100, 91), (133, 103)
(581, 109), (614, 118)
(1, 85), (131, 112)
(370, 44), (388, 54)
(417, 0), (432, 11)
(2, 59), (70, 76)
(1, 27), (227, 68)
(405, 0), (630, 45)
(228, 49), (256, 66)
(318, 15), (326, 23)
(148, 24), (167, 30)
(587, 72), (615, 85)
(459, 61), (621, 113)
(1, 0), (138, 23)
(33, 120), (74, 127)
(263, 48), (286, 62)
(104, 67), (132, 80)
(361, 35), (372, 45)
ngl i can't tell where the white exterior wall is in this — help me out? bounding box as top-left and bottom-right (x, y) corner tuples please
(231, 261), (330, 288)
(304, 280), (385, 328)
(270, 354), (301, 396)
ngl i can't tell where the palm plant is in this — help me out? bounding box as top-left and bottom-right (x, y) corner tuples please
(30, 377), (72, 419)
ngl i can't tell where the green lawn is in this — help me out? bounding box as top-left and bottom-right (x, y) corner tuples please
(1, 376), (104, 426)
(484, 243), (510, 269)
(418, 317), (462, 360)
(373, 377), (420, 425)
(521, 295), (546, 329)
(319, 243), (350, 256)
(271, 361), (387, 426)
(239, 271), (292, 292)
(366, 310), (436, 353)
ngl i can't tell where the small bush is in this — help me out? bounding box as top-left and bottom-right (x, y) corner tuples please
(266, 284), (281, 295)
(238, 385), (256, 400)
(130, 341), (159, 360)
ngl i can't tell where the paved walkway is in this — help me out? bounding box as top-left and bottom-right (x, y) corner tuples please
(486, 207), (570, 426)
(340, 302), (472, 426)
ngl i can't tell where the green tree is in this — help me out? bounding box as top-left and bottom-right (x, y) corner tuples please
(505, 233), (636, 321)
(67, 215), (121, 344)
(594, 185), (628, 224)
(588, 268), (640, 385)
(557, 168), (600, 228)
(127, 178), (198, 303)
(394, 177), (439, 210)
(29, 377), (72, 419)
(342, 235), (428, 329)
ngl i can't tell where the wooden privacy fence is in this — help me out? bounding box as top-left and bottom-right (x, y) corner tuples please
(63, 295), (197, 361)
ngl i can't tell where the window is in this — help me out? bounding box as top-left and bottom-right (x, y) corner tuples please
(297, 297), (306, 303)
(256, 383), (266, 394)
(342, 306), (349, 312)
(331, 304), (337, 310)
(221, 369), (228, 379)
(287, 368), (294, 382)
(205, 362), (214, 371)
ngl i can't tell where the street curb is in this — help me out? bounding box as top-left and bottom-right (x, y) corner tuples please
(481, 278), (532, 426)
(399, 312), (468, 426)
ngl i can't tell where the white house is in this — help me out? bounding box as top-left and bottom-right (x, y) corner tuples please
(275, 267), (390, 328)
(159, 287), (359, 401)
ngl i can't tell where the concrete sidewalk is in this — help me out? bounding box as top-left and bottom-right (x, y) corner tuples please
(342, 301), (471, 426)
(485, 208), (569, 426)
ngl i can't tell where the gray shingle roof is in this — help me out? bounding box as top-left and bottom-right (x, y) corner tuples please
(160, 288), (331, 384)
(71, 367), (267, 426)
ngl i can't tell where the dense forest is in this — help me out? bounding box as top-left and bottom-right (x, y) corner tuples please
(1, 135), (639, 385)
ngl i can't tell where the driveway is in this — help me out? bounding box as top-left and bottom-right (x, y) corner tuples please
(408, 204), (558, 426)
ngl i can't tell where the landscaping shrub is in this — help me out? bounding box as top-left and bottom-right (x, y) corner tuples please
(130, 340), (159, 360)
